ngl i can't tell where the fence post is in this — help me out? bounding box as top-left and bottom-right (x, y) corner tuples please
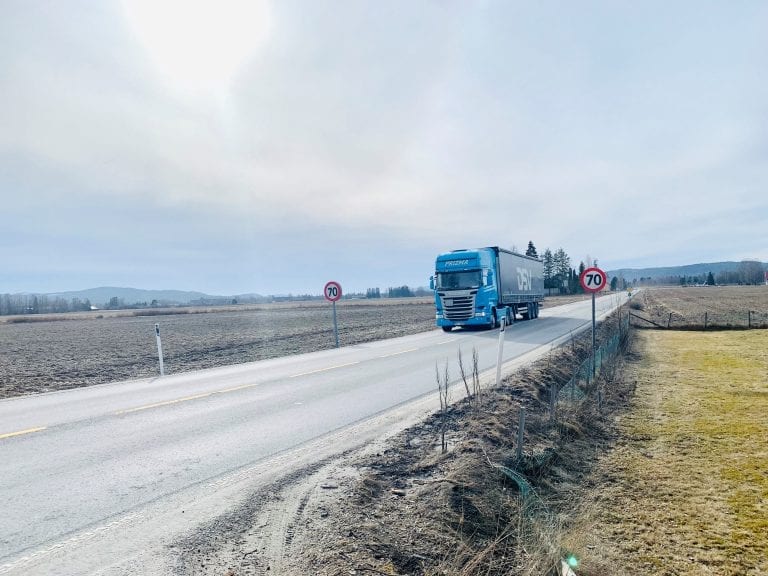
(516, 407), (526, 462)
(748, 310), (752, 329)
(704, 312), (708, 329)
(667, 312), (672, 328)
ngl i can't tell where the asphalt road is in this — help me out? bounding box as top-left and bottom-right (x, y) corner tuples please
(0, 294), (626, 574)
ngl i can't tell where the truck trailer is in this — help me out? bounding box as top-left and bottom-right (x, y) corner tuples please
(431, 246), (544, 331)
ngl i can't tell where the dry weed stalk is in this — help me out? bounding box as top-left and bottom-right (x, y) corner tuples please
(471, 347), (481, 401)
(436, 360), (451, 454)
(457, 349), (472, 406)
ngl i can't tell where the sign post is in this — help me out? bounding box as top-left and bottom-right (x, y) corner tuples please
(580, 266), (607, 379)
(324, 281), (343, 348)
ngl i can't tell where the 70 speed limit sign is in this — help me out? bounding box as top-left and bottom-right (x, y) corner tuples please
(324, 281), (342, 302)
(580, 267), (607, 293)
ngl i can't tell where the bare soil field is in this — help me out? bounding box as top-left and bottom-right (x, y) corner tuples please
(564, 330), (768, 575)
(0, 299), (435, 399)
(0, 294), (591, 399)
(631, 285), (768, 329)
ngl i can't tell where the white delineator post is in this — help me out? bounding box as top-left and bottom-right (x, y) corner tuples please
(495, 316), (506, 387)
(155, 323), (165, 377)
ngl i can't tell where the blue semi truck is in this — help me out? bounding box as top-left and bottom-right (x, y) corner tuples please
(431, 246), (545, 331)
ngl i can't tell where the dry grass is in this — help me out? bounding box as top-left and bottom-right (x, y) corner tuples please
(565, 330), (768, 575)
(282, 311), (634, 576)
(635, 286), (768, 328)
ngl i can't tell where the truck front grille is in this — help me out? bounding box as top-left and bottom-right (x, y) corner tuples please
(441, 293), (475, 321)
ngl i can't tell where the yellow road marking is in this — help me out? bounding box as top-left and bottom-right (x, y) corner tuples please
(379, 347), (420, 358)
(0, 427), (46, 440)
(289, 361), (360, 378)
(115, 361), (362, 415)
(216, 382), (260, 394)
(115, 392), (213, 415)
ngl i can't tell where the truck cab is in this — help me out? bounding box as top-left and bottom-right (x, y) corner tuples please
(433, 249), (500, 330)
(432, 247), (544, 331)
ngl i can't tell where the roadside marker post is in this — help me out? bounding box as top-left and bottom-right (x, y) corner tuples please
(580, 266), (608, 380)
(155, 323), (165, 377)
(495, 316), (506, 387)
(324, 281), (343, 348)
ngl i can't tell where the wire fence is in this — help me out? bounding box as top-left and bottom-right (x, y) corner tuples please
(630, 309), (768, 330)
(501, 308), (632, 571)
(549, 312), (631, 420)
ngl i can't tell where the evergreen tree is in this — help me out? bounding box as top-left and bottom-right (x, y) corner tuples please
(706, 271), (715, 286)
(525, 241), (538, 258)
(542, 249), (554, 288)
(554, 248), (571, 289)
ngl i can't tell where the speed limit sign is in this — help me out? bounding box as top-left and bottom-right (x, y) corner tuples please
(324, 281), (342, 302)
(580, 267), (607, 293)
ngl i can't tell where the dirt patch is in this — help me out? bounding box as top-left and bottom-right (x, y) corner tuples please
(562, 330), (768, 575)
(0, 299), (435, 399)
(175, 312), (635, 575)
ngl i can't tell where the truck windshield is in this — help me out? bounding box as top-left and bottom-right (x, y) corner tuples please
(436, 271), (481, 290)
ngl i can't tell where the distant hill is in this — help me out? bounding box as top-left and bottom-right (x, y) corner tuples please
(48, 287), (225, 307)
(607, 261), (767, 282)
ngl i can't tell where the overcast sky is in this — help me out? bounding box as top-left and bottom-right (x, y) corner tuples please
(2, 1), (766, 296)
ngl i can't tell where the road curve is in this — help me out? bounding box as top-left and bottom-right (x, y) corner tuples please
(0, 293), (626, 574)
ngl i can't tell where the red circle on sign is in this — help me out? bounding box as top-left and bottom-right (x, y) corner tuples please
(580, 267), (607, 293)
(324, 281), (342, 302)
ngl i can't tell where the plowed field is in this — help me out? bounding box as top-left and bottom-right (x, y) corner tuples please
(0, 299), (435, 398)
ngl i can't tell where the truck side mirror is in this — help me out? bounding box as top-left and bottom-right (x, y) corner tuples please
(429, 276), (435, 290)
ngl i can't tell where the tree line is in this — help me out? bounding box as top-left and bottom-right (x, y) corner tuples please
(626, 261), (765, 287)
(0, 294), (93, 316)
(533, 244), (626, 294)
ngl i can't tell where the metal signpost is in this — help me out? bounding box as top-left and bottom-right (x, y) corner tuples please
(580, 266), (607, 379)
(324, 280), (342, 348)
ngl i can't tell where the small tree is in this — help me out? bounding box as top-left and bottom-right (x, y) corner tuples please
(706, 271), (715, 286)
(525, 241), (538, 258)
(610, 276), (618, 291)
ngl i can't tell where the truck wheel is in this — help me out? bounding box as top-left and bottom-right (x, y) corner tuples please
(442, 326), (453, 332)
